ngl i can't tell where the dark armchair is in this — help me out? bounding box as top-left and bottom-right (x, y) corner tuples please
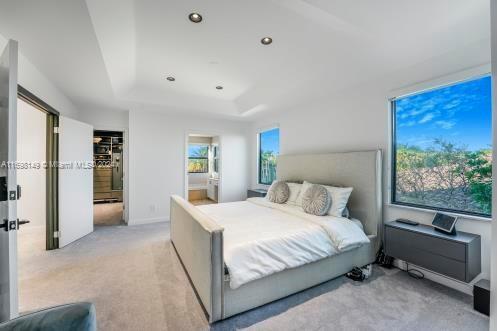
(0, 302), (96, 331)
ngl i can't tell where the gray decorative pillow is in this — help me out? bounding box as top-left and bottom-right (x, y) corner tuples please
(302, 184), (331, 216)
(266, 181), (290, 204)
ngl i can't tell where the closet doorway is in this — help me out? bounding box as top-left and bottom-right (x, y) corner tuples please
(93, 130), (124, 226)
(185, 134), (220, 206)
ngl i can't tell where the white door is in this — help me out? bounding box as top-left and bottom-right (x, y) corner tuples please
(58, 116), (93, 247)
(0, 40), (19, 321)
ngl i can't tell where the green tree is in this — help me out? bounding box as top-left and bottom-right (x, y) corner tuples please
(465, 150), (492, 214)
(396, 139), (492, 215)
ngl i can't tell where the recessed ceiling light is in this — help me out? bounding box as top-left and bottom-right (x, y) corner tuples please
(261, 37), (273, 45)
(189, 12), (202, 23)
(166, 76), (175, 81)
(216, 86), (223, 90)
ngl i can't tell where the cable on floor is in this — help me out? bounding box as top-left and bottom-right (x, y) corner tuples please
(405, 262), (424, 279)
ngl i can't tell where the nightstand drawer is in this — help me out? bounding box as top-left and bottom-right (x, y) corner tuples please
(385, 226), (466, 262)
(385, 231), (466, 281)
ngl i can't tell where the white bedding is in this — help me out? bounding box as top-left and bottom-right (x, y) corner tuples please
(197, 198), (369, 289)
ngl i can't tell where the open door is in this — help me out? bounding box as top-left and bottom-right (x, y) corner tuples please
(58, 116), (93, 247)
(0, 40), (19, 321)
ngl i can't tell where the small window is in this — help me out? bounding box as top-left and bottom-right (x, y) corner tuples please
(188, 144), (209, 173)
(258, 128), (280, 185)
(212, 145), (219, 173)
(391, 76), (492, 217)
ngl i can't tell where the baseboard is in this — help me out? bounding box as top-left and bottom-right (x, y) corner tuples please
(393, 259), (484, 296)
(128, 217), (169, 226)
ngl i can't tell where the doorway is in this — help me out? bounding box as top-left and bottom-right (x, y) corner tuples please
(93, 130), (124, 226)
(16, 98), (46, 257)
(16, 87), (60, 314)
(16, 86), (59, 251)
(186, 134), (220, 206)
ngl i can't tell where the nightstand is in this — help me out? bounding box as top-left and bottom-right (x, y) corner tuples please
(247, 189), (267, 198)
(384, 220), (481, 283)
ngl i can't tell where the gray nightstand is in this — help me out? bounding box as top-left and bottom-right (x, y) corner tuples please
(385, 220), (481, 283)
(247, 189), (267, 198)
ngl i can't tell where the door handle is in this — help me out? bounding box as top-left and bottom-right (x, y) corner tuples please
(17, 219), (30, 229)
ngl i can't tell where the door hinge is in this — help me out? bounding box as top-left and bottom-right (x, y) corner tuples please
(53, 230), (61, 238)
(53, 127), (59, 134)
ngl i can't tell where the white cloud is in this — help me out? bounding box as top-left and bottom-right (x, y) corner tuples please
(419, 112), (436, 124)
(435, 120), (456, 129)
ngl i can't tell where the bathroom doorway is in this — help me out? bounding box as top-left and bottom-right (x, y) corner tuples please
(185, 134), (220, 206)
(93, 130), (124, 225)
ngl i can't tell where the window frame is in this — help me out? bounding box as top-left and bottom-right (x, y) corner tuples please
(389, 74), (492, 219)
(188, 143), (209, 174)
(257, 126), (280, 186)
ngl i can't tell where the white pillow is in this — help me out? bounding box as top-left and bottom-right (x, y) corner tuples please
(322, 185), (353, 217)
(295, 181), (313, 207)
(285, 183), (302, 205)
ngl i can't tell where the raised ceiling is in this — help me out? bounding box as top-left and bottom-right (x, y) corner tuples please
(0, 0), (490, 118)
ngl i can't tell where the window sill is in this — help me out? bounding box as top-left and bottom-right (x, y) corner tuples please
(387, 203), (491, 222)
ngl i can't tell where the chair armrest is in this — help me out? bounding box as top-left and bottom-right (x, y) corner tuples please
(0, 302), (96, 331)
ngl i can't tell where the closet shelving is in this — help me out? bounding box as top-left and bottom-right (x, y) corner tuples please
(93, 132), (124, 203)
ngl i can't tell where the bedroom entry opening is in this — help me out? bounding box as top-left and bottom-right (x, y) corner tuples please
(93, 130), (124, 226)
(186, 133), (220, 206)
(16, 86), (60, 314)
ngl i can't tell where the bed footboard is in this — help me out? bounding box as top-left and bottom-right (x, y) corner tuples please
(170, 195), (224, 322)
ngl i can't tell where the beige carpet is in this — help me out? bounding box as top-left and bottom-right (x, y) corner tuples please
(93, 202), (124, 226)
(18, 223), (488, 331)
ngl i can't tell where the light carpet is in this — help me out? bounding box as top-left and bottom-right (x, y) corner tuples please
(18, 223), (488, 331)
(93, 202), (124, 226)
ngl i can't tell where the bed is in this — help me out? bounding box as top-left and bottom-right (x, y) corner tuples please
(170, 150), (382, 322)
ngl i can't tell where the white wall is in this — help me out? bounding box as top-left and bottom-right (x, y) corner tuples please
(250, 57), (492, 293)
(128, 109), (250, 225)
(0, 34), (80, 119)
(16, 99), (46, 231)
(77, 108), (129, 130)
(219, 133), (249, 202)
(188, 173), (209, 187)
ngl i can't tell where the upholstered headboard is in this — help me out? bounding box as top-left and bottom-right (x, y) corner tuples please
(277, 150), (383, 247)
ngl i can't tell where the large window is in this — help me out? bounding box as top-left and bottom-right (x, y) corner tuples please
(392, 75), (492, 217)
(188, 144), (209, 173)
(258, 128), (280, 185)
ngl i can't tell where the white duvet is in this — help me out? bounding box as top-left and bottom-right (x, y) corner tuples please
(197, 198), (369, 289)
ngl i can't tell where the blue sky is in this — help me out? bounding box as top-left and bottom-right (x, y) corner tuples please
(188, 145), (208, 157)
(260, 128), (280, 154)
(395, 76), (492, 151)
